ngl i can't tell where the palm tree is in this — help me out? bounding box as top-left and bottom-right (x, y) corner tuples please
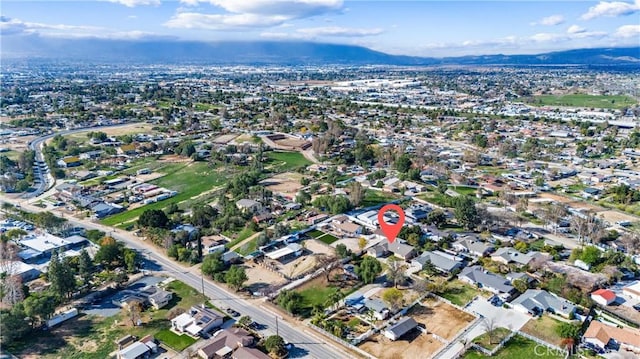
(327, 290), (344, 311)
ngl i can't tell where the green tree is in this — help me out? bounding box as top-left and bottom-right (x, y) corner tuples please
(556, 322), (581, 340)
(265, 335), (286, 355)
(23, 292), (56, 327)
(512, 278), (528, 293)
(94, 240), (124, 269)
(382, 287), (403, 312)
(335, 244), (350, 258)
(356, 256), (382, 284)
(395, 154), (412, 173)
(237, 315), (252, 328)
(123, 249), (138, 273)
(78, 249), (94, 287)
(201, 252), (226, 277)
(580, 245), (602, 266)
(276, 290), (303, 314)
(453, 196), (479, 230)
(426, 209), (447, 227)
(47, 251), (76, 300)
(190, 205), (218, 228)
(138, 209), (169, 229)
(0, 303), (30, 343)
(225, 265), (248, 291)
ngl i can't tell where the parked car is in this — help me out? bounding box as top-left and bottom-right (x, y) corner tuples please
(226, 308), (240, 317)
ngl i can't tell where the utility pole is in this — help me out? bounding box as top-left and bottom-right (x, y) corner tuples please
(276, 316), (279, 337)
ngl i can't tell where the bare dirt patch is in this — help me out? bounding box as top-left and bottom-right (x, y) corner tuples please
(0, 135), (37, 152)
(244, 262), (288, 294)
(295, 266), (357, 292)
(261, 172), (304, 199)
(158, 154), (191, 163)
(411, 299), (475, 340)
(212, 134), (239, 144)
(274, 137), (309, 149)
(359, 332), (443, 359)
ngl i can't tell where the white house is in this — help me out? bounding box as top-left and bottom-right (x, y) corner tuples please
(590, 289), (617, 306)
(171, 305), (224, 337)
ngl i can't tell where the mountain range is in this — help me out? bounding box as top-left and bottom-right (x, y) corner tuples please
(2, 35), (639, 66)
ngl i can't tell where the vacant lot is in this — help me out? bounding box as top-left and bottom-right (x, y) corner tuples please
(361, 189), (399, 207)
(463, 334), (565, 359)
(62, 123), (156, 144)
(411, 299), (475, 340)
(261, 172), (304, 199)
(520, 315), (565, 347)
(440, 280), (483, 306)
(293, 267), (358, 317)
(273, 137), (309, 149)
(359, 331), (443, 359)
(528, 94), (637, 109)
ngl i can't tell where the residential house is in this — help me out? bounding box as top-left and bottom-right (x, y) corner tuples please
(387, 241), (417, 261)
(511, 289), (576, 318)
(364, 298), (390, 320)
(197, 328), (254, 359)
(582, 187), (601, 200)
(405, 204), (430, 224)
(590, 289), (617, 306)
(236, 199), (262, 213)
(57, 156), (82, 168)
(79, 150), (103, 160)
(117, 335), (158, 359)
(583, 320), (640, 354)
(411, 251), (465, 273)
(118, 144), (137, 155)
(171, 305), (224, 337)
(453, 237), (495, 257)
(147, 288), (173, 309)
(458, 266), (515, 296)
(333, 221), (362, 237)
(491, 248), (542, 266)
(232, 347), (270, 359)
(383, 317), (420, 341)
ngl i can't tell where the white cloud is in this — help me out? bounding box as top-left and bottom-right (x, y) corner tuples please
(567, 25), (586, 34)
(108, 0), (161, 7)
(296, 26), (383, 37)
(537, 14), (565, 26)
(165, 12), (289, 29)
(614, 24), (640, 37)
(581, 0), (640, 20)
(0, 16), (170, 40)
(171, 0), (344, 30)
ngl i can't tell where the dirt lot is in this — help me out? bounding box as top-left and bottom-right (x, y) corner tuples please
(295, 266), (357, 292)
(411, 298), (475, 340)
(244, 262), (288, 294)
(134, 172), (165, 183)
(261, 172), (304, 199)
(274, 137), (309, 149)
(158, 154), (191, 163)
(359, 332), (443, 359)
(538, 193), (638, 225)
(212, 134), (238, 144)
(0, 135), (37, 152)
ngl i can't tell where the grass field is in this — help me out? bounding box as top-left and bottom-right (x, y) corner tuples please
(316, 233), (339, 245)
(265, 151), (311, 171)
(528, 94), (637, 109)
(101, 162), (227, 226)
(224, 227), (256, 249)
(155, 329), (197, 351)
(5, 280), (206, 359)
(463, 335), (565, 359)
(298, 286), (342, 313)
(361, 189), (399, 207)
(450, 185), (477, 196)
(440, 280), (481, 306)
(193, 103), (221, 111)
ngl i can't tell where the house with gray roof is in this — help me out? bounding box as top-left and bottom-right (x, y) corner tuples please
(453, 237), (495, 257)
(491, 247), (542, 266)
(364, 298), (389, 320)
(387, 241), (416, 261)
(411, 251), (465, 273)
(511, 289), (576, 318)
(458, 266), (515, 296)
(383, 317), (420, 341)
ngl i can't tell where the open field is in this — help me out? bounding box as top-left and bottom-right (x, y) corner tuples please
(243, 262), (288, 294)
(463, 334), (565, 359)
(5, 280), (207, 359)
(261, 172), (304, 199)
(472, 327), (512, 350)
(410, 299), (475, 340)
(101, 161), (228, 226)
(61, 123), (156, 144)
(265, 151), (311, 171)
(359, 331), (443, 359)
(272, 137), (309, 149)
(450, 185), (477, 196)
(520, 315), (565, 347)
(155, 329), (196, 351)
(528, 94), (637, 109)
(293, 267), (358, 317)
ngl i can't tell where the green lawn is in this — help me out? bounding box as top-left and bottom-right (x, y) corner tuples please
(265, 151), (311, 171)
(237, 236), (259, 256)
(307, 230), (325, 238)
(360, 189), (399, 207)
(155, 329), (197, 351)
(101, 162), (227, 226)
(472, 327), (512, 350)
(450, 185), (477, 196)
(193, 103), (220, 111)
(463, 335), (565, 359)
(224, 227), (257, 249)
(528, 94), (636, 109)
(296, 286), (346, 316)
(520, 315), (565, 347)
(316, 233), (339, 245)
(440, 280), (480, 306)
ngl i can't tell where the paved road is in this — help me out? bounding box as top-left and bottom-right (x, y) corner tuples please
(2, 197), (349, 359)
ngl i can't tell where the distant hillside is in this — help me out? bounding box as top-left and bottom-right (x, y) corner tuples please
(1, 35), (639, 66)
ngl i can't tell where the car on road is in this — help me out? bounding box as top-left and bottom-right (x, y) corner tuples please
(226, 308), (240, 317)
(633, 304), (640, 312)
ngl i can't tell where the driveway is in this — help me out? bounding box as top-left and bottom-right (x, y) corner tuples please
(81, 275), (165, 317)
(466, 297), (531, 331)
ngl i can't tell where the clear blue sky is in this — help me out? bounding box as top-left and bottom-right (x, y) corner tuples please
(1, 0), (639, 57)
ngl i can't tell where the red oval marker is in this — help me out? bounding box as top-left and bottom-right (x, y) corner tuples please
(378, 204), (405, 244)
